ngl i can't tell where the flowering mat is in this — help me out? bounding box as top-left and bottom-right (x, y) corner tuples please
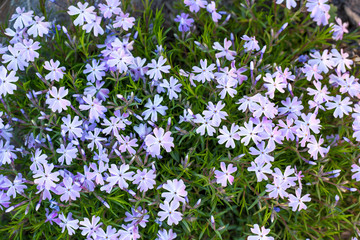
(0, 0), (360, 239)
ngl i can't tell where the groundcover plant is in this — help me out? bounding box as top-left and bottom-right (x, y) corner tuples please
(0, 0), (360, 239)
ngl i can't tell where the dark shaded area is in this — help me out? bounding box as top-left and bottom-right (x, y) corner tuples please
(333, 0), (360, 29)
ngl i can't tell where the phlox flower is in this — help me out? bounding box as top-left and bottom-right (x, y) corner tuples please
(45, 87), (71, 113)
(103, 164), (134, 190)
(33, 163), (60, 190)
(5, 28), (27, 46)
(118, 224), (140, 239)
(331, 48), (353, 73)
(306, 0), (330, 26)
(295, 124), (311, 147)
(263, 73), (286, 99)
(265, 177), (288, 199)
(306, 81), (331, 104)
(68, 2), (96, 26)
(56, 177), (81, 202)
(162, 179), (188, 204)
(174, 13), (194, 32)
(158, 201), (183, 226)
(45, 209), (60, 225)
(216, 76), (237, 99)
(237, 95), (258, 112)
(160, 76), (182, 100)
(14, 39), (40, 62)
(2, 45), (28, 72)
(296, 113), (321, 134)
(288, 188), (311, 211)
(192, 59), (215, 83)
(203, 101), (228, 126)
(248, 159), (273, 182)
(308, 49), (334, 74)
(215, 162), (237, 187)
(206, 1), (222, 23)
(2, 173), (27, 198)
(249, 141), (275, 163)
(132, 169), (156, 192)
(338, 75), (360, 98)
(129, 57), (147, 81)
(96, 226), (120, 239)
(101, 117), (121, 136)
(27, 16), (50, 37)
(213, 38), (236, 60)
(61, 115), (83, 140)
(79, 95), (107, 123)
(86, 161), (108, 185)
(58, 212), (79, 236)
(330, 17), (348, 41)
(249, 224), (274, 240)
(56, 143), (78, 165)
(241, 35), (260, 52)
(10, 7), (33, 29)
(0, 66), (18, 96)
(30, 148), (47, 171)
(272, 166), (297, 188)
(85, 128), (106, 151)
(107, 48), (134, 73)
(259, 126), (284, 149)
(82, 16), (104, 37)
(146, 56), (171, 81)
(307, 136), (329, 160)
(193, 114), (216, 136)
(278, 97), (304, 120)
(125, 207), (149, 228)
(251, 95), (278, 119)
(83, 59), (106, 83)
(301, 64), (323, 81)
(184, 0), (207, 13)
(84, 81), (110, 101)
(351, 160), (360, 181)
(142, 95), (168, 122)
(113, 12), (135, 31)
(43, 59), (66, 82)
(238, 120), (263, 146)
(276, 0), (296, 9)
(99, 0), (121, 18)
(325, 95), (352, 118)
(117, 134), (138, 155)
(79, 216), (102, 239)
(145, 127), (174, 157)
(156, 229), (177, 240)
(0, 191), (11, 210)
(278, 119), (297, 141)
(217, 123), (240, 148)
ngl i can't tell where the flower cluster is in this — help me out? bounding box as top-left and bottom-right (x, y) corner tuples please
(0, 0), (359, 239)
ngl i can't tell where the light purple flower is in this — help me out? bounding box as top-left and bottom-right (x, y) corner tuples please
(161, 179), (187, 204)
(158, 200), (183, 226)
(215, 162), (237, 187)
(43, 59), (66, 82)
(68, 2), (96, 26)
(56, 177), (81, 202)
(58, 212), (79, 236)
(33, 163), (60, 190)
(132, 169), (156, 192)
(45, 87), (71, 113)
(174, 13), (194, 32)
(113, 12), (135, 31)
(145, 127), (174, 157)
(0, 66), (18, 96)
